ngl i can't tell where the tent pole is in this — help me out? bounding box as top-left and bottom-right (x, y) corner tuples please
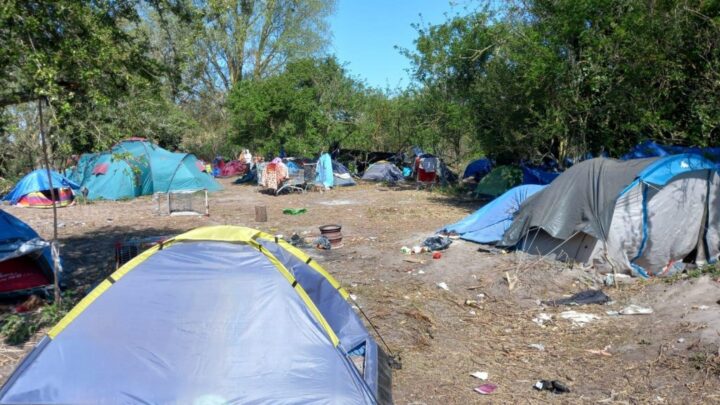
(38, 97), (61, 304)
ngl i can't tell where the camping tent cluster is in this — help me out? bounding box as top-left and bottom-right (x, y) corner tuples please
(67, 139), (221, 200)
(0, 210), (56, 296)
(0, 226), (392, 404)
(445, 154), (720, 277)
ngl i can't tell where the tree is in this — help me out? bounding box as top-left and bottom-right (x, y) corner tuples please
(0, 0), (200, 162)
(228, 57), (365, 157)
(404, 1), (720, 164)
(196, 0), (335, 92)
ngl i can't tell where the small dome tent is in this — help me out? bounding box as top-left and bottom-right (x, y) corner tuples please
(2, 170), (79, 208)
(501, 155), (720, 277)
(361, 161), (404, 183)
(475, 165), (522, 197)
(463, 158), (493, 183)
(0, 226), (393, 404)
(0, 210), (55, 295)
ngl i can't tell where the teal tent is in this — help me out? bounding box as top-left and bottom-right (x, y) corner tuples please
(71, 139), (221, 200)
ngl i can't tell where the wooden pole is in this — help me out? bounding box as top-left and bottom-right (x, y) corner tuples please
(255, 205), (267, 222)
(38, 98), (61, 304)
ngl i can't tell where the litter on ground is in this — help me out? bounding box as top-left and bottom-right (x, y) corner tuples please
(470, 371), (488, 380)
(559, 311), (599, 326)
(543, 289), (610, 306)
(618, 304), (654, 315)
(474, 383), (497, 395)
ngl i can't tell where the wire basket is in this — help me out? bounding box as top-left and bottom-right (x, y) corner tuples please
(114, 235), (172, 269)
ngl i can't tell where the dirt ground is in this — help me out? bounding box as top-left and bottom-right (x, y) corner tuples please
(2, 177), (720, 403)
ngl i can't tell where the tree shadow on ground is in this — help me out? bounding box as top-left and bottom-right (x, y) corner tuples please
(58, 225), (192, 291)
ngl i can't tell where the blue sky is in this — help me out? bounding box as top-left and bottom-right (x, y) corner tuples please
(329, 1), (464, 90)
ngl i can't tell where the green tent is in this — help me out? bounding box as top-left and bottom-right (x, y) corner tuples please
(475, 165), (522, 197)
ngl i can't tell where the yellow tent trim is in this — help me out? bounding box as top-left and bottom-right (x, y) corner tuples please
(256, 233), (350, 300)
(47, 226), (341, 347)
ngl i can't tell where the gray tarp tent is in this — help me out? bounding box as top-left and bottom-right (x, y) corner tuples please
(361, 161), (404, 183)
(501, 155), (720, 277)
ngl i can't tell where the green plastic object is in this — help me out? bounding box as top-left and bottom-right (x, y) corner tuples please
(283, 208), (307, 215)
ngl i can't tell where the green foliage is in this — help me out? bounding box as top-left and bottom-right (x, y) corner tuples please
(663, 263), (720, 284)
(405, 1), (720, 164)
(228, 57), (365, 157)
(4, 0), (720, 174)
(0, 292), (77, 345)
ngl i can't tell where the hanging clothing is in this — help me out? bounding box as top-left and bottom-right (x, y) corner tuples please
(315, 153), (334, 189)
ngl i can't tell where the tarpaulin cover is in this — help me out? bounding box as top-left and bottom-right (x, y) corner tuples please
(502, 158), (657, 246)
(233, 167), (257, 184)
(0, 241), (377, 404)
(315, 153), (335, 188)
(442, 185), (544, 244)
(521, 165), (560, 185)
(463, 158), (492, 181)
(361, 161), (404, 183)
(475, 166), (522, 197)
(630, 154), (718, 189)
(3, 170), (79, 205)
(622, 140), (720, 164)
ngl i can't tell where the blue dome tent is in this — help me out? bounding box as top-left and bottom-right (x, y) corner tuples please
(0, 226), (393, 404)
(3, 170), (79, 208)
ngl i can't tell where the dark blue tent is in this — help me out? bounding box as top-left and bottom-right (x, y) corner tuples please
(463, 158), (493, 182)
(622, 140), (720, 164)
(0, 210), (55, 295)
(520, 165), (560, 185)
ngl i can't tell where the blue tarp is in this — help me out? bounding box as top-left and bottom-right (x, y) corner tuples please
(520, 165), (560, 185)
(2, 170), (79, 205)
(0, 235), (383, 404)
(620, 154), (719, 196)
(442, 185), (545, 244)
(0, 210), (40, 244)
(315, 153), (334, 188)
(463, 158), (493, 181)
(622, 140), (720, 163)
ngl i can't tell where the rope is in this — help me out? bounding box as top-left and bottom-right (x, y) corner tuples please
(348, 295), (397, 360)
